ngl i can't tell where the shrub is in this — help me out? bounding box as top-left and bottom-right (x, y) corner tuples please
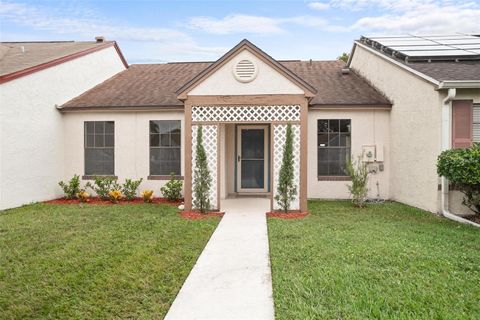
(77, 190), (90, 203)
(274, 123), (297, 213)
(193, 125), (212, 213)
(58, 175), (81, 199)
(122, 178), (143, 201)
(108, 190), (122, 203)
(161, 173), (183, 202)
(437, 144), (480, 215)
(345, 156), (369, 208)
(141, 190), (154, 203)
(86, 176), (120, 200)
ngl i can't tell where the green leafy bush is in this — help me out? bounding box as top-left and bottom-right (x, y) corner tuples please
(193, 125), (212, 213)
(274, 123), (297, 213)
(58, 175), (81, 199)
(345, 157), (369, 208)
(437, 144), (480, 215)
(86, 176), (120, 200)
(122, 178), (143, 201)
(161, 174), (183, 202)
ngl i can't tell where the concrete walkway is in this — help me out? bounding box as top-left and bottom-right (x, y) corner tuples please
(165, 198), (275, 320)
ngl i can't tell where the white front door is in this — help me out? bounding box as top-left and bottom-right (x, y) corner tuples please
(236, 125), (269, 193)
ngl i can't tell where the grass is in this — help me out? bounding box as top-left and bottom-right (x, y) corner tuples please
(0, 203), (220, 319)
(268, 200), (480, 320)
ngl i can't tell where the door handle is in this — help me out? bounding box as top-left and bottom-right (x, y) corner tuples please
(237, 155), (241, 162)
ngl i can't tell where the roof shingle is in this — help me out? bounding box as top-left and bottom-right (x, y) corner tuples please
(61, 60), (390, 110)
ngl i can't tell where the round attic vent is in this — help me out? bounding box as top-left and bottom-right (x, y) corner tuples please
(233, 59), (258, 83)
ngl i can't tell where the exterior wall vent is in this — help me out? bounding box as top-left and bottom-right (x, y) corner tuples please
(233, 59), (258, 83)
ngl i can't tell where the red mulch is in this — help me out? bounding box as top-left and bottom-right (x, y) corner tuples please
(44, 197), (183, 207)
(179, 211), (225, 220)
(266, 211), (309, 219)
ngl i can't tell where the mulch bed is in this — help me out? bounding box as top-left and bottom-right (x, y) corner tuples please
(267, 211), (309, 219)
(464, 215), (480, 224)
(179, 211), (225, 220)
(44, 197), (183, 207)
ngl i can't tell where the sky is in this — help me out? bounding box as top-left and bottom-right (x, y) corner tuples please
(1, 0), (479, 64)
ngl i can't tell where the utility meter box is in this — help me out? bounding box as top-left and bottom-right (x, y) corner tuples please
(362, 145), (376, 162)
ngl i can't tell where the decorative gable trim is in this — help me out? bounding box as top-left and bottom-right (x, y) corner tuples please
(176, 39), (317, 100)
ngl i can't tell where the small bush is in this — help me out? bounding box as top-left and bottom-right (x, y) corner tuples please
(122, 178), (143, 201)
(77, 190), (90, 203)
(58, 175), (81, 199)
(437, 143), (480, 215)
(346, 156), (369, 208)
(161, 173), (183, 202)
(86, 176), (120, 200)
(108, 190), (122, 203)
(141, 190), (154, 203)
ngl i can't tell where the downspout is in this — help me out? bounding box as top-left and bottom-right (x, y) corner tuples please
(440, 88), (479, 227)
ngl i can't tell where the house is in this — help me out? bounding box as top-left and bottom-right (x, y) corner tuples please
(1, 35), (478, 217)
(58, 39), (391, 213)
(348, 35), (480, 216)
(0, 38), (128, 210)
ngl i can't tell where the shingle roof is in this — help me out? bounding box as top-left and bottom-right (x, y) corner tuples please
(403, 61), (480, 81)
(0, 41), (115, 77)
(60, 60), (390, 110)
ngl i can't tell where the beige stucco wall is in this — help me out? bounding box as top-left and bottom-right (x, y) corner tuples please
(62, 111), (185, 196)
(0, 46), (125, 210)
(350, 45), (443, 213)
(307, 109), (390, 199)
(189, 49), (304, 96)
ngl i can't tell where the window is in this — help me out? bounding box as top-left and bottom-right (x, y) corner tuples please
(84, 121), (114, 175)
(317, 119), (351, 176)
(150, 120), (181, 175)
(474, 104), (480, 143)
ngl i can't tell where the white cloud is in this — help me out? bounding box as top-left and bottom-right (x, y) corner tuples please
(347, 1), (480, 34)
(188, 14), (285, 34)
(187, 14), (337, 34)
(0, 1), (227, 60)
(308, 2), (330, 10)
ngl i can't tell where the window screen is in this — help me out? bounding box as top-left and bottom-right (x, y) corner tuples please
(84, 121), (114, 175)
(474, 104), (480, 143)
(150, 120), (181, 175)
(317, 119), (351, 176)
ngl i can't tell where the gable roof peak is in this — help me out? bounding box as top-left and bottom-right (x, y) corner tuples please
(176, 39), (317, 99)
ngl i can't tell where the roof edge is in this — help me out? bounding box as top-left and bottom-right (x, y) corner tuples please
(176, 39), (317, 99)
(437, 80), (480, 89)
(348, 41), (440, 86)
(58, 104), (183, 112)
(0, 41), (128, 85)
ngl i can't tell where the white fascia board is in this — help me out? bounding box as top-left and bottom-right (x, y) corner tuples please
(438, 80), (480, 89)
(349, 42), (440, 86)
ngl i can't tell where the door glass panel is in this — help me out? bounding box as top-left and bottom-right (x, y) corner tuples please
(240, 128), (265, 189)
(241, 129), (264, 159)
(241, 160), (264, 188)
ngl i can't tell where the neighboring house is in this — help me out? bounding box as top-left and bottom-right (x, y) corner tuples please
(2, 35), (478, 217)
(348, 34), (480, 215)
(0, 38), (128, 210)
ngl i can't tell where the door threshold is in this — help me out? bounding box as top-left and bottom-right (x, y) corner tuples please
(229, 193), (271, 198)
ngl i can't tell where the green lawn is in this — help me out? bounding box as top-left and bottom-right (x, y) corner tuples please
(268, 200), (480, 320)
(0, 203), (219, 319)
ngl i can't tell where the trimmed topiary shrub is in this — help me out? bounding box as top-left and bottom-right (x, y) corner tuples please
(437, 143), (480, 215)
(274, 123), (297, 213)
(193, 125), (212, 213)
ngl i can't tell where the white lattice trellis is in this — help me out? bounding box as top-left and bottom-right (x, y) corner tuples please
(273, 124), (301, 210)
(192, 105), (300, 123)
(191, 124), (218, 209)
